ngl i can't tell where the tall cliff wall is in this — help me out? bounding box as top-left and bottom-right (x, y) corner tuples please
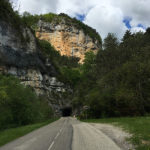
(0, 20), (71, 115)
(36, 18), (101, 63)
(0, 6), (101, 115)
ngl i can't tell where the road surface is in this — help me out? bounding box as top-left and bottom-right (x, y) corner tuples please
(0, 117), (122, 150)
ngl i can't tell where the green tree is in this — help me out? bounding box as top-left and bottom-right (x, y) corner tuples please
(0, 75), (53, 130)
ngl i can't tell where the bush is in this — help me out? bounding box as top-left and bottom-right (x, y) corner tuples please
(60, 67), (81, 87)
(0, 75), (53, 130)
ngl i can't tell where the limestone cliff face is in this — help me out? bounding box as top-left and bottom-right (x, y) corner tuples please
(0, 21), (71, 115)
(36, 20), (101, 63)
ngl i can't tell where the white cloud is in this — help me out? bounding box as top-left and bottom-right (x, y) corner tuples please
(18, 0), (58, 14)
(113, 0), (150, 27)
(131, 27), (146, 33)
(56, 0), (90, 17)
(16, 0), (150, 39)
(83, 2), (127, 39)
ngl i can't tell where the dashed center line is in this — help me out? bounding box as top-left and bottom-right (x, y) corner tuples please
(59, 129), (62, 132)
(48, 141), (54, 150)
(47, 121), (66, 150)
(55, 132), (60, 140)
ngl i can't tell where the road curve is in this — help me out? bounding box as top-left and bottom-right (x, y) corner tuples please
(0, 117), (121, 150)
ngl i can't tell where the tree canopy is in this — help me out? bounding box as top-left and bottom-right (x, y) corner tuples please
(73, 30), (150, 118)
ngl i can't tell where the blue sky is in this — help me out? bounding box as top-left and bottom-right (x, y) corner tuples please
(123, 17), (146, 31)
(77, 14), (146, 32)
(76, 14), (86, 21)
(76, 14), (146, 32)
(123, 17), (132, 29)
(16, 0), (149, 39)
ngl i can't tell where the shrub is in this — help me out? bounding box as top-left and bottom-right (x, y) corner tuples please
(0, 75), (53, 130)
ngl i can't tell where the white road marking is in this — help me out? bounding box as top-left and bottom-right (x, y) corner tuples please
(55, 132), (60, 140)
(48, 141), (54, 150)
(59, 128), (62, 132)
(48, 124), (64, 150)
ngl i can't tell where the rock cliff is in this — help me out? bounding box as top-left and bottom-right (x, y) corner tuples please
(35, 15), (101, 63)
(0, 8), (101, 115)
(0, 20), (71, 115)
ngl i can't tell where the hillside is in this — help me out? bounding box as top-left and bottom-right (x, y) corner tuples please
(0, 0), (73, 117)
(1, 0), (150, 121)
(22, 13), (102, 63)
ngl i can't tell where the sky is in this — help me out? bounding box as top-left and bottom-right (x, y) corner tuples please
(13, 0), (150, 39)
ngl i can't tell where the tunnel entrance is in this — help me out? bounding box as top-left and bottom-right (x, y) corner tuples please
(61, 107), (72, 117)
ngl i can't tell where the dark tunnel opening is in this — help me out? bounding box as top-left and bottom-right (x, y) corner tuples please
(61, 107), (72, 117)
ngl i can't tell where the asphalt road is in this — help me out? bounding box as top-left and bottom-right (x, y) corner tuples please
(0, 117), (121, 150)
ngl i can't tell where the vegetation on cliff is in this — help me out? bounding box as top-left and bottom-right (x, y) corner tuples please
(38, 40), (79, 68)
(38, 40), (81, 86)
(0, 0), (20, 26)
(1, 1), (101, 45)
(0, 0), (27, 42)
(22, 12), (102, 45)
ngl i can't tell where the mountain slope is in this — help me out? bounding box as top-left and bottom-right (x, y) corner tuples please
(0, 0), (71, 115)
(23, 13), (102, 63)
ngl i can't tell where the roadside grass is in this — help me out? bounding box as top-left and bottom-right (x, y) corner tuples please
(82, 116), (150, 150)
(0, 118), (58, 147)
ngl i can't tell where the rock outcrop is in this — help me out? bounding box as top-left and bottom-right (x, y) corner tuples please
(36, 19), (101, 63)
(0, 21), (71, 115)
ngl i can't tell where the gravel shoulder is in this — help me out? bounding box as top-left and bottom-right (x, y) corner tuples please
(72, 122), (121, 150)
(90, 123), (134, 150)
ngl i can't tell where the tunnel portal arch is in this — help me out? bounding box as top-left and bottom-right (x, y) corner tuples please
(61, 106), (72, 117)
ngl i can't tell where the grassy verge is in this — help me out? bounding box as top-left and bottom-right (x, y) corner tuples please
(82, 117), (150, 150)
(0, 118), (58, 147)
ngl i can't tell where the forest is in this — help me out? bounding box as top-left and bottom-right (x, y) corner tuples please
(73, 30), (150, 118)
